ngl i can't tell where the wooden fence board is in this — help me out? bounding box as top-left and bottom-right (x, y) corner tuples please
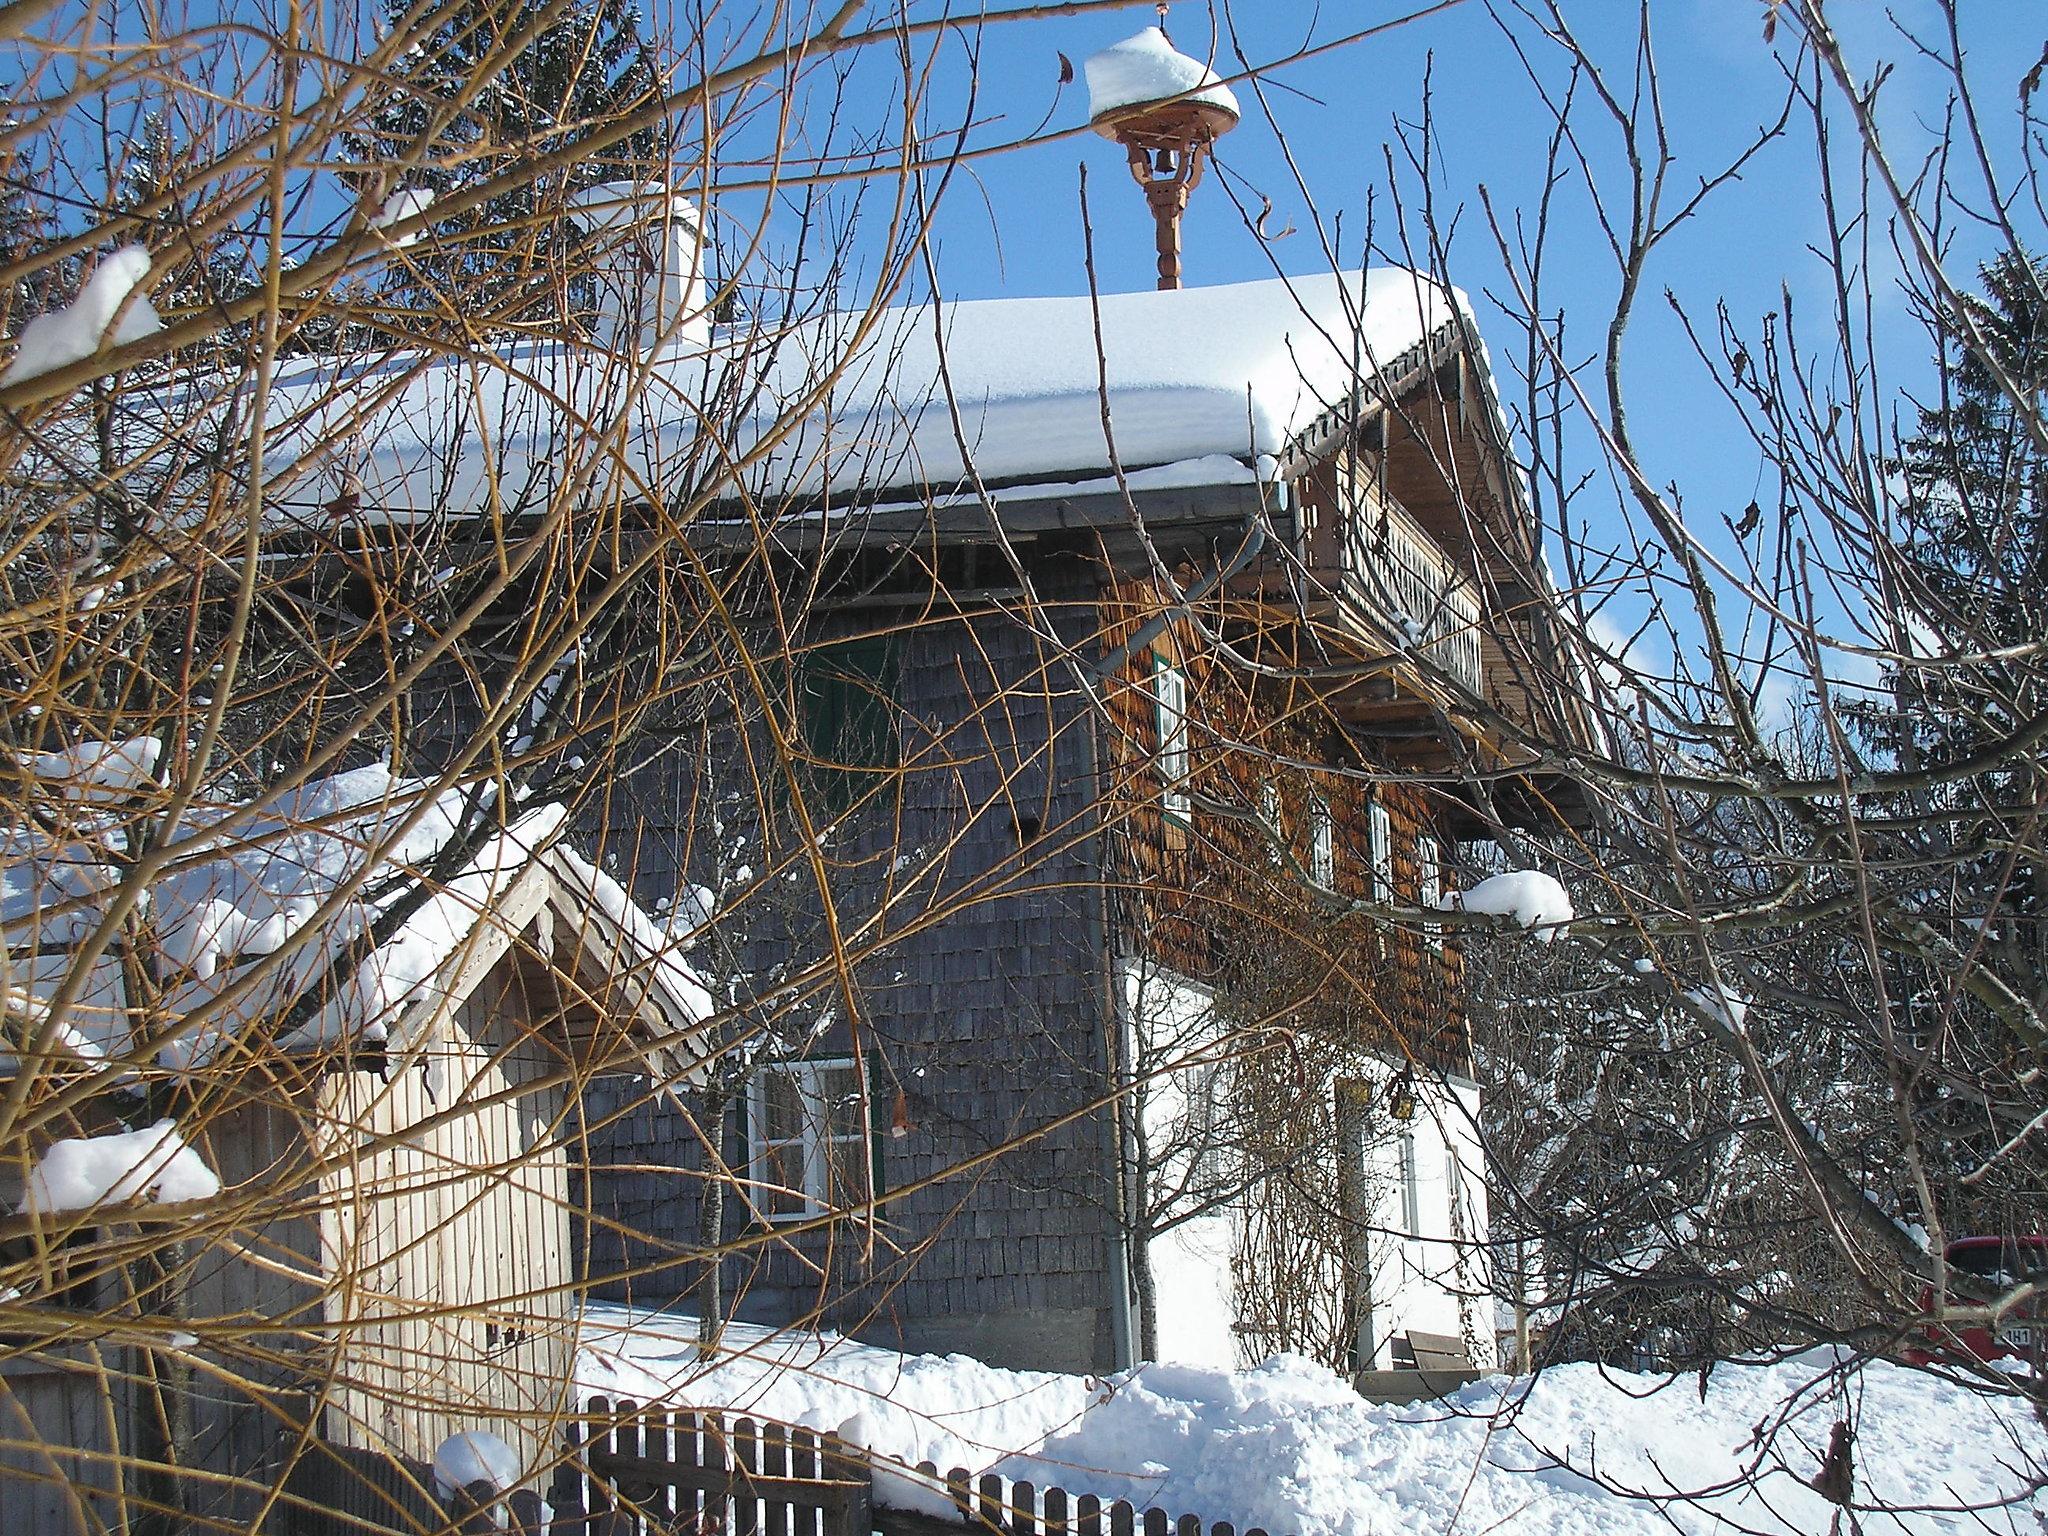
(767, 1421), (793, 1536)
(739, 1418), (765, 1536)
(570, 1406), (1294, 1536)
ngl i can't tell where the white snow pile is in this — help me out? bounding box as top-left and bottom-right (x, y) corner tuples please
(369, 187), (434, 247)
(576, 1308), (1091, 1502)
(4, 765), (515, 1067)
(550, 844), (716, 1030)
(23, 735), (164, 797)
(9, 769), (458, 1062)
(2, 246), (163, 387)
(1684, 980), (1751, 1035)
(432, 1429), (523, 1499)
(5, 761), (716, 1073)
(1455, 869), (1574, 941)
(577, 1315), (2046, 1536)
(1084, 27), (1239, 123)
(255, 266), (1464, 522)
(19, 1120), (220, 1214)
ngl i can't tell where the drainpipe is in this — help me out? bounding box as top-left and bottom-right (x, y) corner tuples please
(1334, 1077), (1377, 1381)
(1083, 693), (1136, 1372)
(1084, 501), (1278, 1373)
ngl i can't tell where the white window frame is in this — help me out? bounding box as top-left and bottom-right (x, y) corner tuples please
(749, 1057), (871, 1223)
(1368, 798), (1395, 904)
(1417, 831), (1445, 951)
(1154, 655), (1191, 827)
(1309, 793), (1336, 887)
(1399, 1130), (1421, 1235)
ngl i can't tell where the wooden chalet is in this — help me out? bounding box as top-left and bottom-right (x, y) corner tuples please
(154, 197), (1595, 1392)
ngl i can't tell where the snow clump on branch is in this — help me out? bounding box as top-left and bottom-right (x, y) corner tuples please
(1, 246), (162, 387)
(1684, 980), (1752, 1035)
(1453, 869), (1573, 941)
(23, 735), (163, 796)
(369, 187), (434, 247)
(19, 1121), (221, 1214)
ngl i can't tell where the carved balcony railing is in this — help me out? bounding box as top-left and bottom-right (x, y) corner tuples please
(1341, 490), (1483, 696)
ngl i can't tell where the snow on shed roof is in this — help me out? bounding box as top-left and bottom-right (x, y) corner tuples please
(252, 267), (1466, 523)
(2, 764), (713, 1075)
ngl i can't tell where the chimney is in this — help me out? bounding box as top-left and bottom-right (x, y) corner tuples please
(566, 182), (707, 352)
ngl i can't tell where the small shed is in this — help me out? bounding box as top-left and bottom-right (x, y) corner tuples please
(1, 769), (715, 1531)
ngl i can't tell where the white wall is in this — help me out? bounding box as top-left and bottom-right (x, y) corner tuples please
(1357, 1072), (1492, 1370)
(1117, 959), (1494, 1373)
(1118, 958), (1242, 1369)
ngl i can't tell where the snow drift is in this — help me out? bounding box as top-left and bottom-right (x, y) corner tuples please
(578, 1311), (2046, 1536)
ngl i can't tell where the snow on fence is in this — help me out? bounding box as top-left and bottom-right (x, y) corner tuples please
(563, 1402), (1293, 1536)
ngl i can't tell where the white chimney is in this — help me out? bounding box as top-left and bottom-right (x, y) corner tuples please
(566, 182), (707, 353)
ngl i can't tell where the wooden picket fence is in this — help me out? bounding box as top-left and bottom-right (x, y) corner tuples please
(562, 1401), (1290, 1536)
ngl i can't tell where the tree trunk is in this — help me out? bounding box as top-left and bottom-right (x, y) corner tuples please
(696, 1084), (732, 1359)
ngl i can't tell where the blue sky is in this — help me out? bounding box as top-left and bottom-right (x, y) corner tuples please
(14, 0), (2039, 714)
(791, 0), (2039, 714)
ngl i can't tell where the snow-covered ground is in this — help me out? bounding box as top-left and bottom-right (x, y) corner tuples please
(576, 1307), (2046, 1536)
(577, 1308), (1092, 1485)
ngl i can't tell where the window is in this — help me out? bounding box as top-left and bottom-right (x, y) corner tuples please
(1309, 794), (1336, 887)
(1416, 832), (1445, 951)
(1399, 1131), (1421, 1235)
(1154, 655), (1191, 826)
(796, 638), (900, 817)
(1257, 778), (1284, 863)
(1368, 798), (1394, 904)
(749, 1058), (873, 1222)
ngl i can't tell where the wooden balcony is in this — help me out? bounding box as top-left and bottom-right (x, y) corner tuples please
(1221, 443), (1485, 724)
(1337, 492), (1483, 697)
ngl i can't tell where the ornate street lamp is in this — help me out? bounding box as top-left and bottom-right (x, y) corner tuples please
(1083, 26), (1240, 290)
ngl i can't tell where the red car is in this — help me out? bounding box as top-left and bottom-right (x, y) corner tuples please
(1904, 1235), (2047, 1374)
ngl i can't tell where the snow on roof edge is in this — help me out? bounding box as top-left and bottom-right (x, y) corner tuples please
(243, 266), (1476, 523)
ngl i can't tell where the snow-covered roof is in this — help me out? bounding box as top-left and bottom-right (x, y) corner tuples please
(1, 764), (714, 1077)
(245, 267), (1466, 523)
(1083, 27), (1240, 124)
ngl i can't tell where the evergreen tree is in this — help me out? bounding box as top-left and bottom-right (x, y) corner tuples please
(1859, 249), (2048, 1230)
(1889, 251), (2047, 978)
(0, 131), (64, 328)
(346, 0), (665, 335)
(116, 110), (259, 359)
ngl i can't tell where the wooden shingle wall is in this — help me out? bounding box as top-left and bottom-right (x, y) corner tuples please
(1096, 575), (1467, 1078)
(580, 581), (1126, 1371)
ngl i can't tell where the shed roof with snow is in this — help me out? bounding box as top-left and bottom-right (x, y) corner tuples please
(2, 765), (715, 1082)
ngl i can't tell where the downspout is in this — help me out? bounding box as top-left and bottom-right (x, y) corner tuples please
(1084, 691), (1136, 1372)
